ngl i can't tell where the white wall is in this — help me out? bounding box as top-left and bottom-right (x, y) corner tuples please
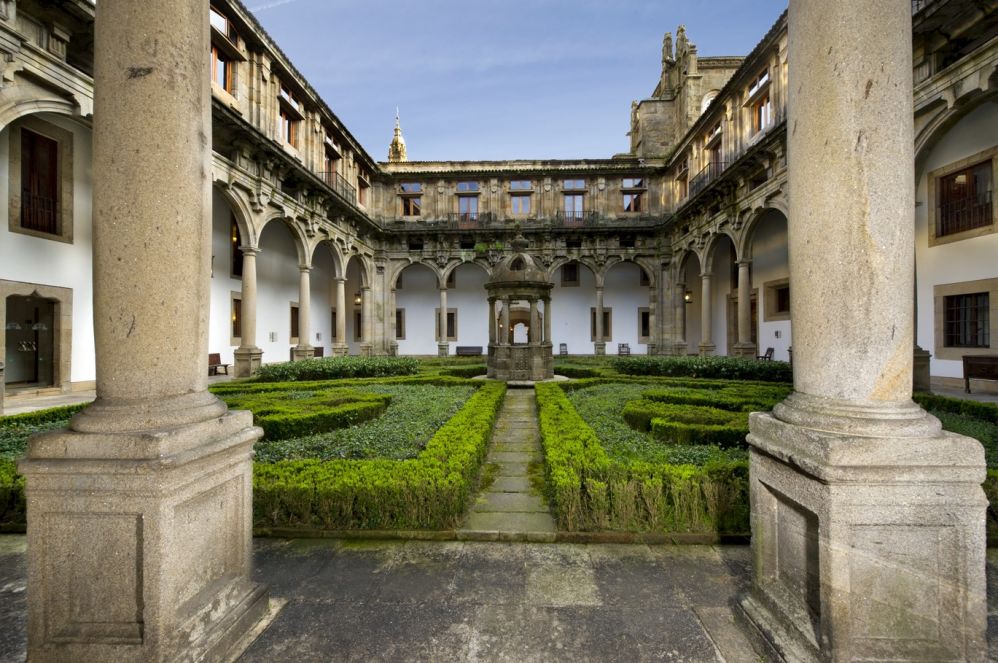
(256, 220), (301, 364)
(603, 262), (651, 354)
(682, 257), (702, 354)
(310, 246), (334, 355)
(395, 263), (438, 355)
(208, 188), (242, 364)
(446, 263), (488, 352)
(751, 212), (792, 362)
(550, 263), (597, 354)
(710, 239), (736, 354)
(344, 258), (366, 354)
(0, 113), (96, 384)
(915, 102), (998, 378)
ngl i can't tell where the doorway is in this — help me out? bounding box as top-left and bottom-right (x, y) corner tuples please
(4, 294), (56, 388)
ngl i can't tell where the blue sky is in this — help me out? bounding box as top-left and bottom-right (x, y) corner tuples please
(248, 0), (787, 161)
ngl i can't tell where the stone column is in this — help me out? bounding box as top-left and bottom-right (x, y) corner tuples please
(360, 286), (372, 356)
(740, 1), (986, 660)
(673, 280), (688, 355)
(646, 287), (657, 355)
(698, 272), (715, 355)
(292, 265), (313, 361)
(543, 297), (552, 345)
(333, 277), (347, 356)
(594, 286), (606, 355)
(437, 287), (449, 357)
(17, 1), (269, 660)
(234, 246), (262, 377)
(528, 299), (539, 343)
(488, 298), (497, 345)
(733, 259), (756, 357)
(500, 297), (511, 345)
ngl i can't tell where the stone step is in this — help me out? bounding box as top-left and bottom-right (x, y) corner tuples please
(472, 492), (549, 513)
(462, 511), (557, 533)
(490, 451), (532, 464)
(495, 461), (529, 477)
(489, 475), (533, 492)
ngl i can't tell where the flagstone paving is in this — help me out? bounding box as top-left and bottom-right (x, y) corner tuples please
(459, 387), (558, 540)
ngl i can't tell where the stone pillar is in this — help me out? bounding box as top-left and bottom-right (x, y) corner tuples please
(488, 298), (497, 345)
(437, 287), (449, 356)
(740, 1), (986, 660)
(500, 297), (510, 345)
(673, 280), (688, 355)
(594, 286), (606, 355)
(698, 272), (715, 355)
(17, 1), (269, 660)
(234, 246), (263, 377)
(543, 297), (552, 345)
(733, 260), (756, 357)
(292, 265), (313, 361)
(360, 286), (372, 356)
(529, 299), (539, 343)
(646, 287), (657, 355)
(333, 277), (347, 356)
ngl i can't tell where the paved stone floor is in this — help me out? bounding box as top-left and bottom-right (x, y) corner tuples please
(2, 536), (998, 661)
(461, 388), (557, 538)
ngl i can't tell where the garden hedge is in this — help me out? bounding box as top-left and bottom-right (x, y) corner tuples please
(255, 356), (419, 382)
(218, 387), (390, 440)
(535, 381), (749, 535)
(613, 355), (792, 382)
(253, 380), (506, 530)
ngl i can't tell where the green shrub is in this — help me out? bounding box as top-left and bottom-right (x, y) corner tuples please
(536, 382), (749, 535)
(218, 387), (390, 441)
(914, 393), (998, 426)
(440, 365), (487, 378)
(253, 381), (506, 530)
(0, 459), (25, 526)
(613, 356), (792, 383)
(255, 356), (420, 382)
(554, 365), (603, 379)
(0, 404), (84, 461)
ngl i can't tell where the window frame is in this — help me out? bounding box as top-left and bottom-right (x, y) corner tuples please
(435, 307), (458, 342)
(590, 307), (612, 342)
(763, 278), (790, 322)
(8, 118), (74, 244)
(290, 303), (300, 344)
(395, 308), (406, 340)
(927, 147), (997, 247)
(230, 293), (242, 345)
(638, 307), (651, 343)
(511, 193), (531, 216)
(934, 278), (998, 361)
(561, 263), (580, 287)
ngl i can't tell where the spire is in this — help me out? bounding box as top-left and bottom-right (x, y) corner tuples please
(388, 107), (408, 163)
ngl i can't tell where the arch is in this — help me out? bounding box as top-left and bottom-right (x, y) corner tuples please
(309, 238), (344, 279)
(673, 248), (703, 284)
(702, 229), (739, 272)
(738, 206), (789, 262)
(0, 88), (83, 132)
(914, 82), (998, 179)
(603, 258), (655, 288)
(259, 214), (310, 267)
(391, 259), (441, 290)
(212, 184), (257, 248)
(547, 256), (599, 283)
(441, 259), (490, 286)
(344, 253), (373, 289)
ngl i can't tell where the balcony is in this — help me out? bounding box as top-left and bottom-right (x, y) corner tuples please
(689, 161), (729, 198)
(318, 171), (357, 205)
(553, 210), (600, 227)
(383, 209), (664, 232)
(20, 192), (58, 234)
(937, 190), (993, 237)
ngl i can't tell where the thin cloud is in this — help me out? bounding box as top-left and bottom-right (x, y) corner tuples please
(249, 0), (300, 12)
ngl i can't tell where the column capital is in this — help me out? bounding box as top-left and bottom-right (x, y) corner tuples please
(700, 271), (712, 280)
(299, 264), (312, 273)
(737, 259), (752, 267)
(334, 276), (347, 284)
(239, 245), (261, 257)
(361, 285), (371, 292)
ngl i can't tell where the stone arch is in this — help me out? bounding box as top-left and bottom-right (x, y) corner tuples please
(212, 185), (257, 248)
(674, 247), (703, 284)
(259, 215), (310, 267)
(344, 253), (373, 289)
(738, 206), (789, 262)
(391, 259), (442, 290)
(309, 237), (344, 279)
(0, 86), (84, 132)
(547, 256), (600, 284)
(914, 81), (998, 178)
(441, 259), (490, 286)
(602, 257), (656, 288)
(703, 229), (739, 272)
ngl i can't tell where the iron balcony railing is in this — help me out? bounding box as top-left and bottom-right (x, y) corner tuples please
(689, 161), (729, 198)
(20, 191), (58, 234)
(385, 210), (664, 231)
(554, 210), (600, 227)
(318, 171), (357, 205)
(937, 190), (993, 238)
(445, 212), (495, 228)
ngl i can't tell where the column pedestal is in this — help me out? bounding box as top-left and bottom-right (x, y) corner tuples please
(913, 346), (931, 392)
(233, 347), (263, 377)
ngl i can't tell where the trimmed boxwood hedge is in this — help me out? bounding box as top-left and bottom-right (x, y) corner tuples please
(253, 380), (506, 530)
(255, 356), (419, 382)
(613, 355), (792, 382)
(218, 387), (390, 441)
(536, 381), (749, 535)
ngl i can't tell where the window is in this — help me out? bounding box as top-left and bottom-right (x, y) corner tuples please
(751, 94), (772, 135)
(510, 180), (532, 190)
(408, 238), (424, 251)
(323, 138), (341, 181)
(211, 45), (233, 93)
(331, 308), (337, 340)
(435, 308), (457, 341)
(230, 217), (243, 278)
(456, 181), (479, 193)
(357, 173), (370, 206)
(400, 182), (423, 193)
(354, 311), (363, 341)
(563, 179), (585, 190)
(458, 195), (478, 220)
(566, 237), (582, 249)
(277, 83), (301, 148)
(459, 237), (475, 250)
(590, 308), (612, 341)
(561, 263), (579, 286)
(705, 122), (721, 146)
(290, 304), (299, 342)
(944, 293), (990, 348)
(677, 159), (689, 200)
(210, 6), (238, 40)
(620, 234), (636, 249)
(231, 297), (242, 341)
(395, 308), (406, 340)
(19, 128), (59, 235)
(937, 161), (993, 237)
(748, 70), (770, 98)
(511, 194), (531, 216)
(623, 192), (642, 213)
(763, 279), (790, 322)
(563, 193), (584, 220)
(638, 308), (651, 343)
(622, 178), (645, 189)
(400, 182), (421, 217)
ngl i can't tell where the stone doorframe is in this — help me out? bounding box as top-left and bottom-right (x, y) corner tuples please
(0, 279), (73, 394)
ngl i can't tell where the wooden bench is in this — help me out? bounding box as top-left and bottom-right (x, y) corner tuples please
(456, 346), (483, 356)
(963, 355), (998, 393)
(757, 347), (774, 361)
(618, 343), (631, 356)
(559, 343), (568, 355)
(208, 353), (229, 376)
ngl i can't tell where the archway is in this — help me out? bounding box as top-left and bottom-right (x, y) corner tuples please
(679, 251), (703, 355)
(744, 209), (790, 361)
(309, 241), (338, 357)
(706, 234), (739, 356)
(344, 254), (371, 355)
(549, 259), (598, 354)
(603, 260), (652, 354)
(257, 218), (306, 363)
(394, 262), (440, 355)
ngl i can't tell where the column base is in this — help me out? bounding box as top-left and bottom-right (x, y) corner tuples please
(233, 347), (263, 378)
(292, 345), (314, 362)
(673, 341), (689, 356)
(732, 342), (757, 358)
(698, 342), (716, 356)
(18, 408), (270, 663)
(645, 342), (657, 356)
(594, 342), (606, 356)
(332, 344), (349, 357)
(913, 345), (932, 392)
(359, 343), (373, 357)
(438, 343), (449, 357)
(742, 404), (987, 662)
(388, 342), (399, 357)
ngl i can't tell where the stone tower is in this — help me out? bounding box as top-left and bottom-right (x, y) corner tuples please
(388, 108), (408, 163)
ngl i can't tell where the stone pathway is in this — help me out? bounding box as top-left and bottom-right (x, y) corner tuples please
(460, 387), (557, 540)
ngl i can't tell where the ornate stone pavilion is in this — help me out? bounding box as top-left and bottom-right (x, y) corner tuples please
(485, 234), (554, 382)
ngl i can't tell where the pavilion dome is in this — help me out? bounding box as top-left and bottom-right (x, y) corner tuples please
(487, 234), (550, 287)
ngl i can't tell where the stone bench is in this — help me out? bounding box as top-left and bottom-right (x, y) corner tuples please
(963, 355), (998, 393)
(456, 346), (483, 356)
